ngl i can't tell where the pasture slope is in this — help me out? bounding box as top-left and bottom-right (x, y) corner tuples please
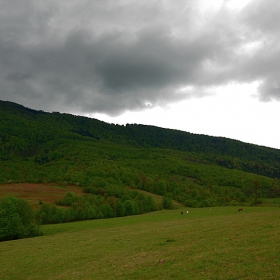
(1, 206), (280, 280)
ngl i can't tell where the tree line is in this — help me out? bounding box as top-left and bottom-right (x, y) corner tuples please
(0, 187), (168, 241)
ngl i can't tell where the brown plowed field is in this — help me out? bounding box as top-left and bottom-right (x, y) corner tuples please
(0, 183), (84, 207)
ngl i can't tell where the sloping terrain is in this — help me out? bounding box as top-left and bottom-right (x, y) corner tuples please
(1, 100), (280, 207)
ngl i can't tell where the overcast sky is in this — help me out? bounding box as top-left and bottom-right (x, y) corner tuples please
(1, 0), (280, 149)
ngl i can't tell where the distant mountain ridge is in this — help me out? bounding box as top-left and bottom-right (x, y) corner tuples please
(1, 99), (280, 178)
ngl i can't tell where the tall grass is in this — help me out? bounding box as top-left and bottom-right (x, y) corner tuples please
(1, 206), (279, 279)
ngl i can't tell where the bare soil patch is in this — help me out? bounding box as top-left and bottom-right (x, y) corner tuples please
(0, 183), (84, 207)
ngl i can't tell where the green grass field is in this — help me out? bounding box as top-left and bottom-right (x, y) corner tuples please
(1, 206), (280, 280)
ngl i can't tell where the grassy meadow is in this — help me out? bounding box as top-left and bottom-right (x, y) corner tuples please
(1, 206), (280, 280)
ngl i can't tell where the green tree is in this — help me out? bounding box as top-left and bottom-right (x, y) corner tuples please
(156, 180), (167, 195)
(123, 200), (137, 216)
(147, 195), (157, 211)
(75, 207), (86, 220)
(84, 202), (97, 219)
(273, 178), (280, 197)
(99, 204), (114, 218)
(186, 199), (199, 208)
(116, 201), (125, 217)
(0, 196), (40, 241)
(252, 179), (262, 205)
(161, 193), (173, 209)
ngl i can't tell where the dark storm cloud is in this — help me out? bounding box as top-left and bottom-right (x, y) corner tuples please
(242, 0), (280, 101)
(0, 0), (280, 115)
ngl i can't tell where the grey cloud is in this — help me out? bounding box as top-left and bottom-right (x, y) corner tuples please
(258, 78), (280, 102)
(242, 0), (280, 35)
(236, 0), (280, 101)
(0, 0), (280, 115)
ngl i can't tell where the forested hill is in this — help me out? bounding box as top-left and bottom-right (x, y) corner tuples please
(1, 99), (280, 178)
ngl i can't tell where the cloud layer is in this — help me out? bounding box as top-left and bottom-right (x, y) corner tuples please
(1, 0), (279, 115)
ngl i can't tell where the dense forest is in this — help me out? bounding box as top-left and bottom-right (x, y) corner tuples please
(1, 99), (280, 238)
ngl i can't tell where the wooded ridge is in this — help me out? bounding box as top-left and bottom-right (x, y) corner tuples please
(1, 99), (280, 176)
(1, 99), (280, 209)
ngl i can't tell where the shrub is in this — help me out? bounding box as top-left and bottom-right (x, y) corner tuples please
(162, 194), (173, 209)
(123, 200), (137, 216)
(99, 204), (114, 218)
(0, 196), (40, 241)
(228, 200), (240, 206)
(185, 199), (199, 208)
(116, 201), (125, 217)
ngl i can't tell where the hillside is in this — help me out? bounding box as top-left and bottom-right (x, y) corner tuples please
(1, 99), (280, 209)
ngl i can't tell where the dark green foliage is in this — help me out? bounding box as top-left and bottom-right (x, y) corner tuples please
(1, 100), (280, 177)
(252, 179), (262, 206)
(56, 192), (77, 206)
(185, 199), (200, 208)
(162, 193), (173, 209)
(0, 196), (40, 241)
(116, 201), (125, 217)
(36, 203), (66, 224)
(99, 204), (114, 218)
(36, 189), (156, 224)
(123, 200), (137, 216)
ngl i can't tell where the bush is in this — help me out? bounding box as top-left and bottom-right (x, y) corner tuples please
(123, 200), (137, 215)
(116, 201), (125, 217)
(228, 200), (240, 206)
(162, 194), (173, 209)
(0, 196), (40, 241)
(185, 199), (199, 208)
(99, 204), (114, 218)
